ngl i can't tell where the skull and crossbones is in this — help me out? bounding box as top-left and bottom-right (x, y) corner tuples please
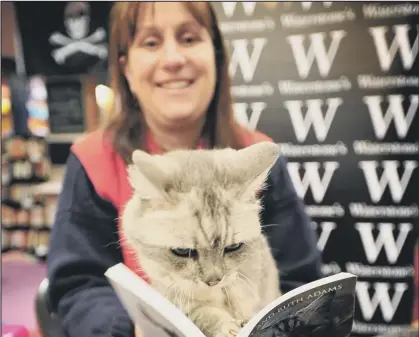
(49, 2), (108, 65)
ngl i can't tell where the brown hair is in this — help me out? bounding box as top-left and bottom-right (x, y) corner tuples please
(104, 2), (244, 163)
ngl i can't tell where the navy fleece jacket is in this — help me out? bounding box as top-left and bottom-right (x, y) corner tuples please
(47, 152), (322, 337)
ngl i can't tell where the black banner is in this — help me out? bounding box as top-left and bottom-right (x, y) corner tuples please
(45, 76), (85, 134)
(14, 1), (113, 76)
(213, 2), (419, 336)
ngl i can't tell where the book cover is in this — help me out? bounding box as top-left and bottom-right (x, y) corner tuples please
(241, 273), (357, 337)
(105, 263), (357, 337)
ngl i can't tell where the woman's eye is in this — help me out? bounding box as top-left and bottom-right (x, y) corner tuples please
(143, 38), (159, 48)
(171, 248), (198, 258)
(181, 34), (199, 45)
(224, 242), (243, 254)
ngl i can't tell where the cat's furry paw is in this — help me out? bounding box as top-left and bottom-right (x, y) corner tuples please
(236, 319), (248, 328)
(215, 320), (244, 337)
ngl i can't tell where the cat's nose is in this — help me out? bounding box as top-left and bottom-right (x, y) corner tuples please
(205, 277), (222, 287)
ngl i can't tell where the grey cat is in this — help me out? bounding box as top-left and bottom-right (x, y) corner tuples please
(122, 142), (282, 337)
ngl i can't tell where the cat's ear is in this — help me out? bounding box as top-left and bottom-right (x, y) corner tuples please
(235, 142), (280, 198)
(127, 150), (170, 199)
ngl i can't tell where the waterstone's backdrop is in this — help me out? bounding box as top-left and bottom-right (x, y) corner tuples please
(213, 2), (418, 336)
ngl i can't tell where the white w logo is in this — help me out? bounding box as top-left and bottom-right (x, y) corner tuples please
(356, 281), (408, 322)
(369, 24), (419, 72)
(284, 98), (342, 142)
(287, 162), (339, 203)
(363, 94), (418, 140)
(312, 221), (337, 252)
(355, 222), (413, 264)
(233, 102), (267, 130)
(286, 30), (346, 78)
(220, 2), (257, 18)
(301, 2), (333, 10)
(228, 38), (267, 83)
(359, 160), (418, 203)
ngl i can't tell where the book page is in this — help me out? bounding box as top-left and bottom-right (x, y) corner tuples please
(105, 263), (205, 337)
(238, 273), (357, 337)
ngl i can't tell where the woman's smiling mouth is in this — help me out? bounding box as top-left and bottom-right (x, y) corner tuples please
(157, 79), (195, 90)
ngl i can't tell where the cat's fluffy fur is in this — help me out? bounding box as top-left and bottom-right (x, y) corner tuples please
(122, 142), (281, 337)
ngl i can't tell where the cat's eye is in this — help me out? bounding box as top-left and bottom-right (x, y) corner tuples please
(224, 242), (243, 253)
(171, 248), (198, 258)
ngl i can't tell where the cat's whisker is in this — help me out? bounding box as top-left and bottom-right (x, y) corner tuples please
(182, 288), (188, 313)
(167, 283), (177, 306)
(239, 273), (257, 296)
(237, 273), (258, 299)
(174, 285), (182, 310)
(164, 282), (175, 299)
(167, 285), (179, 309)
(179, 287), (185, 312)
(176, 286), (182, 311)
(260, 223), (282, 229)
(189, 289), (194, 314)
(235, 284), (246, 303)
(243, 242), (257, 250)
(223, 286), (232, 310)
(104, 231), (124, 248)
(163, 286), (169, 299)
(178, 286), (186, 312)
(103, 240), (122, 248)
(230, 281), (245, 306)
(187, 288), (191, 314)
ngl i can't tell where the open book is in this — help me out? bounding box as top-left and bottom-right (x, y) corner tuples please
(105, 263), (357, 337)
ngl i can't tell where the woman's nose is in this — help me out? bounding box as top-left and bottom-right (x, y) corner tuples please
(160, 40), (187, 71)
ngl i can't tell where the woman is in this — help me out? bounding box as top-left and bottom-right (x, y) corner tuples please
(47, 2), (322, 337)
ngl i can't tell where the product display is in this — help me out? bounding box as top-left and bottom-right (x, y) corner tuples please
(1, 135), (54, 260)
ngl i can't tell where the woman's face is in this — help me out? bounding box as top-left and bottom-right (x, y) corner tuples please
(123, 2), (216, 130)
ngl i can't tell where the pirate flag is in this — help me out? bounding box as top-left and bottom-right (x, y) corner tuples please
(14, 1), (113, 76)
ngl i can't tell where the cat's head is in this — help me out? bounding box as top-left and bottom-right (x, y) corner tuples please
(122, 142), (280, 293)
